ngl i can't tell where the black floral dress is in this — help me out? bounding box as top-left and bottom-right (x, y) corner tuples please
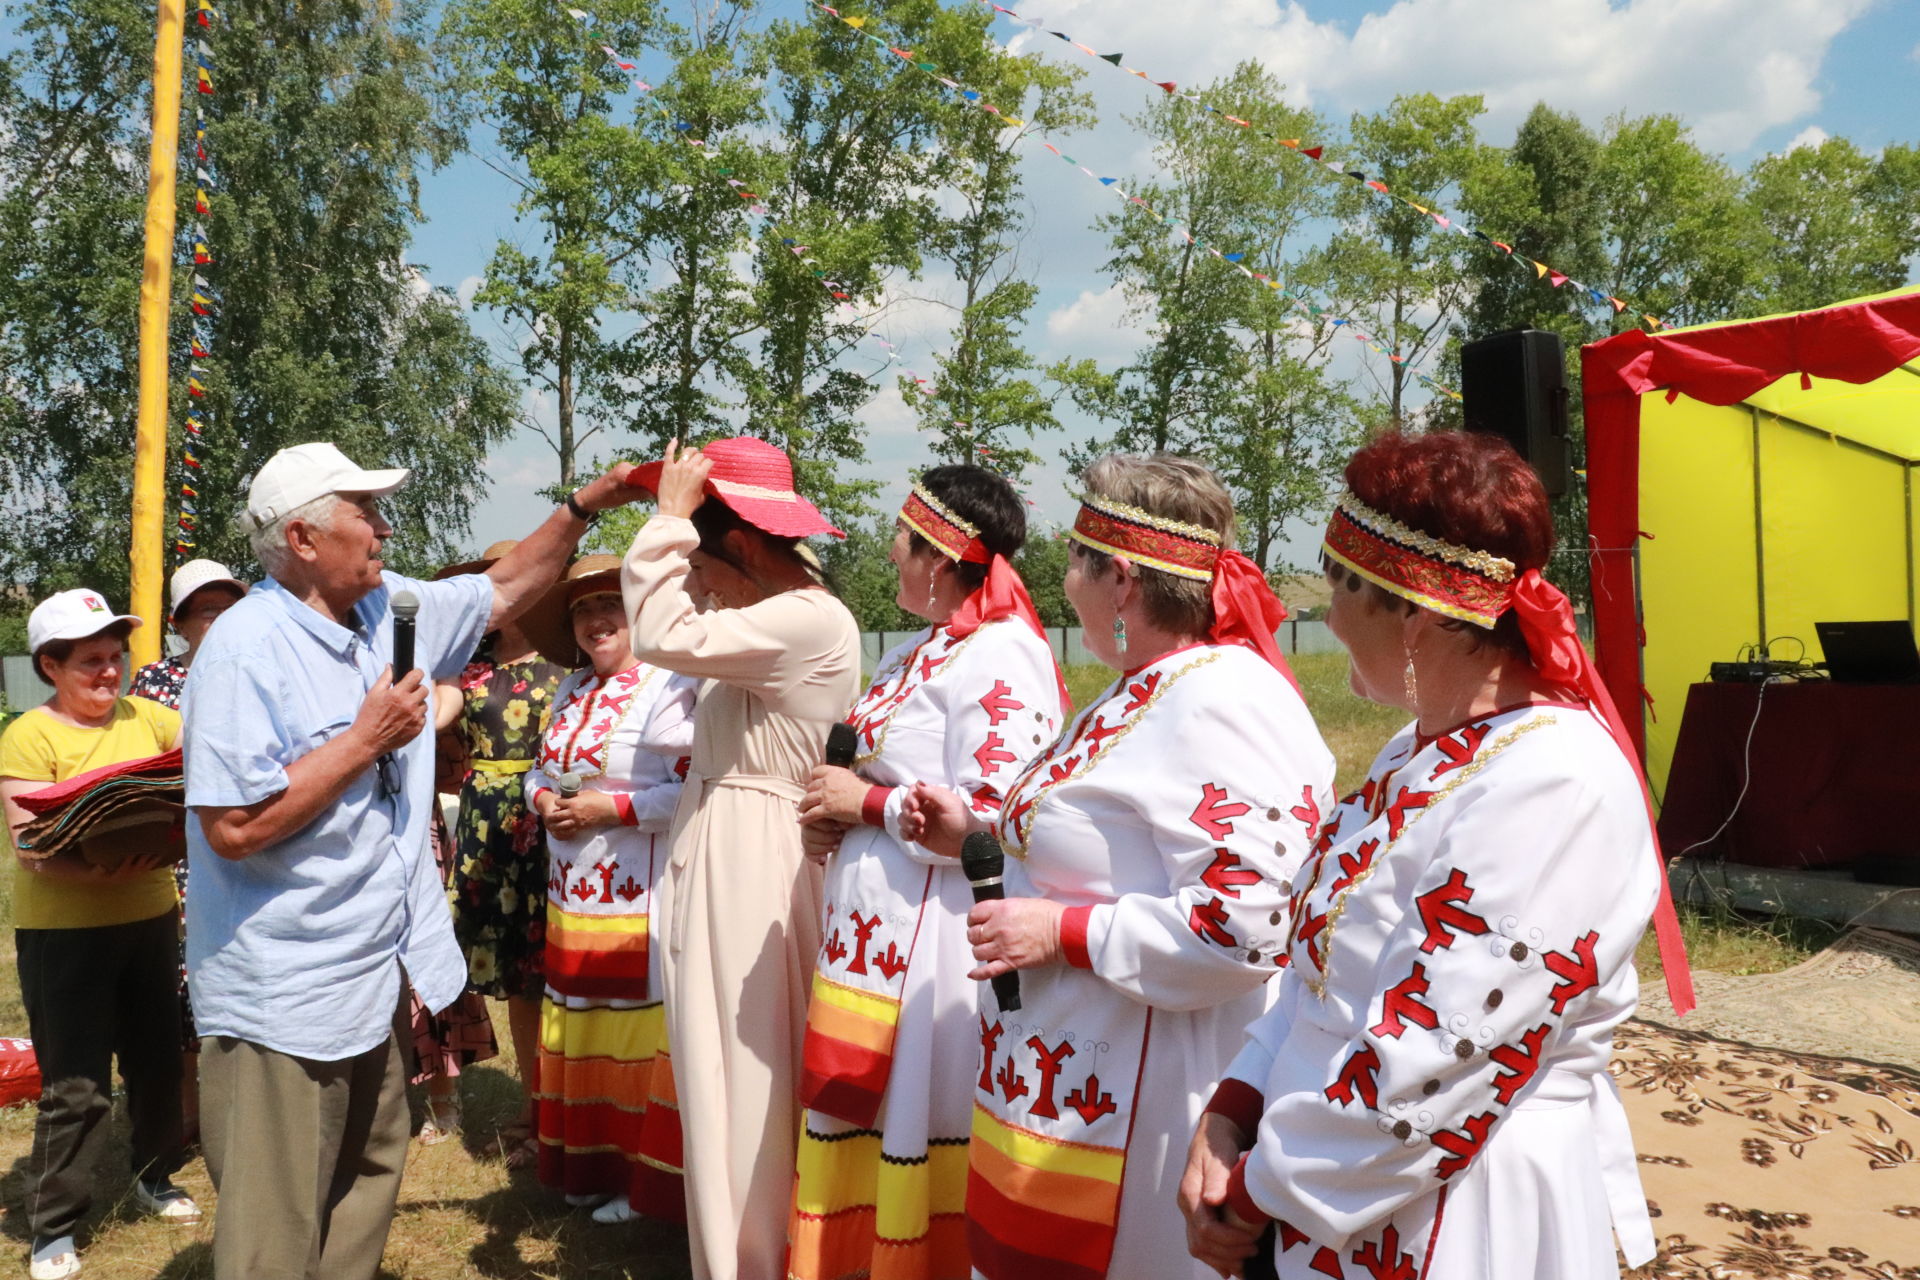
(449, 656), (566, 1001)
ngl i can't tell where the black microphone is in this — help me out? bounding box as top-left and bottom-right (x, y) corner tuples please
(391, 590), (419, 679)
(825, 721), (858, 770)
(961, 830), (1021, 1013)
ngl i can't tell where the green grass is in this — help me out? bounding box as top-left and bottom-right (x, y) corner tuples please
(0, 651), (1835, 1276)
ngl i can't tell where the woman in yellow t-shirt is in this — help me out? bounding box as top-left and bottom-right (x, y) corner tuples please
(0, 590), (199, 1280)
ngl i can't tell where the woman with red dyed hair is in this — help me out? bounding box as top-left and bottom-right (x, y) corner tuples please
(1180, 431), (1693, 1280)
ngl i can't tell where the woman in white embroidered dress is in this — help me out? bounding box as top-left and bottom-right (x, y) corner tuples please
(1180, 430), (1694, 1280)
(905, 454), (1335, 1280)
(787, 465), (1067, 1280)
(519, 555), (696, 1224)
(620, 438), (862, 1280)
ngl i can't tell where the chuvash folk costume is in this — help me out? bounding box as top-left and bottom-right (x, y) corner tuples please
(521, 559), (698, 1217)
(968, 491), (1335, 1280)
(1207, 489), (1696, 1279)
(790, 482), (1068, 1279)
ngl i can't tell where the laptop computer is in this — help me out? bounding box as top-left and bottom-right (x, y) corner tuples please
(1815, 620), (1920, 684)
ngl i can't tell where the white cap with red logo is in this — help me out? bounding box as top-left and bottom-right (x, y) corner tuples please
(240, 442), (410, 533)
(27, 589), (143, 653)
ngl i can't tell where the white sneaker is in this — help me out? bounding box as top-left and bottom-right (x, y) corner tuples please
(28, 1237), (81, 1280)
(132, 1180), (203, 1225)
(590, 1197), (640, 1225)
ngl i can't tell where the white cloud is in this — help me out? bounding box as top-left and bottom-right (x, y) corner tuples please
(1784, 124), (1829, 152)
(1042, 284), (1147, 360)
(456, 274), (485, 309)
(1005, 0), (1872, 152)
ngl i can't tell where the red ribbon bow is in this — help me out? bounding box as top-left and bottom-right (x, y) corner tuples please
(1511, 568), (1696, 1016)
(1208, 550), (1302, 696)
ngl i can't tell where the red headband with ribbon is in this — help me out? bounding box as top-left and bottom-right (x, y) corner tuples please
(1069, 494), (1301, 692)
(1322, 500), (1697, 1016)
(907, 487), (1070, 708)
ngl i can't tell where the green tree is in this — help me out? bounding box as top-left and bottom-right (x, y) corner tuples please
(904, 43), (1093, 478)
(0, 0), (515, 594)
(1051, 63), (1365, 566)
(1592, 114), (1759, 328)
(1746, 137), (1920, 313)
(439, 0), (668, 488)
(1326, 92), (1512, 426)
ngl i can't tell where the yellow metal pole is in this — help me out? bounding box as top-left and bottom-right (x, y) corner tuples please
(130, 0), (185, 667)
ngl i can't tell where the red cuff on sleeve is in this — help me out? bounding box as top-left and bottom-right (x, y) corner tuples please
(612, 792), (638, 826)
(861, 786), (891, 828)
(1225, 1152), (1271, 1228)
(1059, 905), (1095, 969)
(1202, 1078), (1266, 1139)
(533, 787), (553, 808)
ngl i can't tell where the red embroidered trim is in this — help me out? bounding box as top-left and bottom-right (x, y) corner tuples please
(901, 486), (989, 564)
(860, 785), (891, 828)
(1059, 904), (1094, 968)
(1203, 1078), (1266, 1137)
(1069, 499), (1220, 581)
(1323, 505), (1514, 628)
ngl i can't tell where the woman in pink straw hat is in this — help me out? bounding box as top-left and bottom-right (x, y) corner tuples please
(620, 437), (862, 1280)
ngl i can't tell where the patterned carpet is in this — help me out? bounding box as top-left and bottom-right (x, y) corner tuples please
(1616, 939), (1920, 1278)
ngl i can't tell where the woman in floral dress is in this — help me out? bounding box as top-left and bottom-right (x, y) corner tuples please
(434, 541), (568, 1165)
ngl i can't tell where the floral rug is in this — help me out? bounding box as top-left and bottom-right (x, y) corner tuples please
(1615, 1017), (1920, 1279)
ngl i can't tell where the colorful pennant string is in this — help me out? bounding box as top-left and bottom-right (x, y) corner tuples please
(175, 3), (220, 556)
(809, 2), (1462, 400)
(965, 0), (1666, 331)
(565, 10), (974, 435)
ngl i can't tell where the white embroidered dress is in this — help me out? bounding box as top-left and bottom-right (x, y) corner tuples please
(968, 643), (1335, 1280)
(1224, 702), (1658, 1279)
(791, 619), (1065, 1277)
(525, 662), (697, 1009)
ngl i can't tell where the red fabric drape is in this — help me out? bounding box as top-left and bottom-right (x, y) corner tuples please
(1581, 286), (1920, 757)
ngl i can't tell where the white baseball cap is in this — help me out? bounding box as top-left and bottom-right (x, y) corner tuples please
(241, 442), (410, 532)
(169, 559), (249, 619)
(28, 589), (143, 653)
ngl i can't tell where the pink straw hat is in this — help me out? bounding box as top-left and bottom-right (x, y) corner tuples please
(630, 437), (845, 540)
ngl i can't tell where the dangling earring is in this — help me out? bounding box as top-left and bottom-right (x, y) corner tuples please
(1402, 643), (1420, 710)
(926, 567), (939, 614)
(1113, 616), (1128, 659)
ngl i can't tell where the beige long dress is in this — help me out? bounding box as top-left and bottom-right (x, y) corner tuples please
(621, 514), (862, 1280)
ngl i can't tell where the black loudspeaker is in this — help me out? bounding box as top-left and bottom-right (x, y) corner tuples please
(1460, 329), (1572, 498)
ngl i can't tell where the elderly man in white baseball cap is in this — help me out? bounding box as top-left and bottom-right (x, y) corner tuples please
(179, 441), (646, 1280)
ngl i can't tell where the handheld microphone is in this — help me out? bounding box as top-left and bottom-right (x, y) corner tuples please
(391, 590), (419, 679)
(825, 721), (858, 770)
(961, 831), (1021, 1013)
(557, 772), (582, 801)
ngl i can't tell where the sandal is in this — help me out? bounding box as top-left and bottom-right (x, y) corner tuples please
(484, 1119), (539, 1169)
(418, 1095), (462, 1146)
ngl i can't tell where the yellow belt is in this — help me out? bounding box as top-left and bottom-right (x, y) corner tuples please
(469, 758), (534, 775)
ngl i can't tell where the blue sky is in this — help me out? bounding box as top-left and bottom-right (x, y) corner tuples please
(418, 0), (1920, 557)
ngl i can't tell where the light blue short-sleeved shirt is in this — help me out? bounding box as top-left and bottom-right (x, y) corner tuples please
(182, 570), (492, 1061)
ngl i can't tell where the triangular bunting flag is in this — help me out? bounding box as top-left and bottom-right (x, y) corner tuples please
(1099, 52), (1122, 65)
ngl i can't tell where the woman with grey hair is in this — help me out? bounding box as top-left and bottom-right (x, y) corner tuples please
(901, 453), (1335, 1278)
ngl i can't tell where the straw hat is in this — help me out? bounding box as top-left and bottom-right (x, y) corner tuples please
(434, 539), (520, 581)
(517, 554), (625, 668)
(628, 436), (845, 539)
